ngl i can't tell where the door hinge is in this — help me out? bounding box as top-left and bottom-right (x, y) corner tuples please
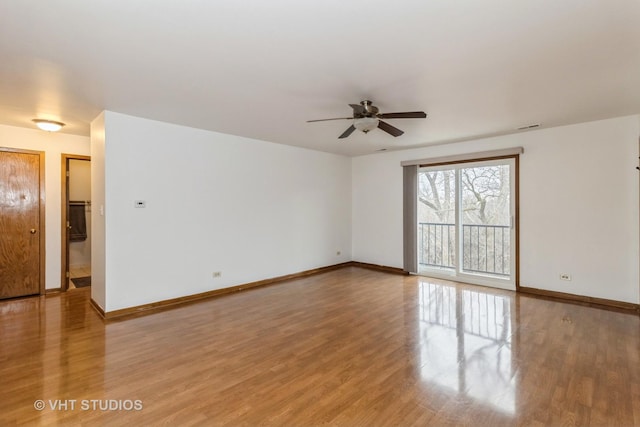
(66, 171), (70, 177)
(65, 271), (70, 278)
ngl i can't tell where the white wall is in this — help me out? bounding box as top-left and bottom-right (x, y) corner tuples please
(68, 159), (92, 267)
(353, 116), (640, 303)
(0, 124), (91, 289)
(98, 111), (352, 312)
(90, 113), (106, 309)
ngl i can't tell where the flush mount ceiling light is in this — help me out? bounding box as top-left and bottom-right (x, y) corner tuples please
(32, 119), (65, 132)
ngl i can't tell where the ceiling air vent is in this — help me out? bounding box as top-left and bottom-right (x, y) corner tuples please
(517, 123), (540, 130)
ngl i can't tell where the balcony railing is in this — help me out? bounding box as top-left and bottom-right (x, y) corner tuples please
(419, 222), (510, 277)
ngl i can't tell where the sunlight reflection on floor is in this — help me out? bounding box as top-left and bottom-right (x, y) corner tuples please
(417, 279), (516, 414)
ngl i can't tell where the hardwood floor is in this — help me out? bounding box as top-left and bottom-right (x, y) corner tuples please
(68, 265), (91, 290)
(1, 267), (639, 426)
(69, 265), (91, 280)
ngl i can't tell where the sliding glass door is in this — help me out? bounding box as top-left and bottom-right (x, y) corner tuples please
(417, 158), (516, 290)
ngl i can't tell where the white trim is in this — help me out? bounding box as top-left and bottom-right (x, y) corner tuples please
(417, 271), (516, 291)
(401, 147), (523, 167)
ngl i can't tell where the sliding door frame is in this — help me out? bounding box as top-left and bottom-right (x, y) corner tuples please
(408, 151), (520, 290)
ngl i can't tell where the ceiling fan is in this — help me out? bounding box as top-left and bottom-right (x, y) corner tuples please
(307, 100), (427, 139)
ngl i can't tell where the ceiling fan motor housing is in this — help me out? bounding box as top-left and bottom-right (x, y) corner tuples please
(360, 100), (379, 116)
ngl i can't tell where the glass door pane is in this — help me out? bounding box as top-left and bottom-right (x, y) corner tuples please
(459, 163), (512, 279)
(417, 158), (516, 290)
(417, 168), (456, 275)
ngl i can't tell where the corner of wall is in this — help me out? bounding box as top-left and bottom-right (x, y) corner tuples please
(89, 112), (106, 311)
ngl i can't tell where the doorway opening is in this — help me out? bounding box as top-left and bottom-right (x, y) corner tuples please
(61, 155), (91, 291)
(417, 158), (517, 290)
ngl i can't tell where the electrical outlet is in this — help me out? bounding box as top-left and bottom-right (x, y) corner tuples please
(559, 273), (571, 281)
(212, 272), (222, 278)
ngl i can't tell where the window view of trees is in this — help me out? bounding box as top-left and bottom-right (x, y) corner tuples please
(419, 169), (455, 223)
(418, 164), (512, 277)
(418, 165), (510, 226)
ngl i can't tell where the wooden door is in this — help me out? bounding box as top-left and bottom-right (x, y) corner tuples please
(0, 148), (45, 299)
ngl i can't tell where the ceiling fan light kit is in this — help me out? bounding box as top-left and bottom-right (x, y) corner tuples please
(307, 100), (426, 139)
(353, 117), (379, 133)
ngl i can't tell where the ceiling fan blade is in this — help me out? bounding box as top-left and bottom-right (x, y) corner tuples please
(349, 104), (366, 116)
(378, 120), (404, 137)
(376, 111), (427, 119)
(307, 117), (353, 122)
(338, 125), (356, 139)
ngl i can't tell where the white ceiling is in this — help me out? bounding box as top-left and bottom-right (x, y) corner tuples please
(1, 1), (639, 157)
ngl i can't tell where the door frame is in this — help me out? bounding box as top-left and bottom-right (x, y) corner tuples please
(60, 154), (90, 291)
(0, 146), (46, 296)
